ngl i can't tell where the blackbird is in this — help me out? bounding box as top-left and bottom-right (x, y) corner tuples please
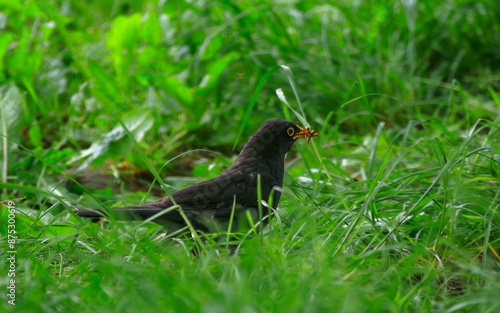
(76, 119), (318, 233)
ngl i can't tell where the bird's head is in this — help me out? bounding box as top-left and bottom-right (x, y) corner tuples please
(240, 120), (319, 159)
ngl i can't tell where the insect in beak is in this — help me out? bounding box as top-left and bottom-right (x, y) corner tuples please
(294, 126), (319, 145)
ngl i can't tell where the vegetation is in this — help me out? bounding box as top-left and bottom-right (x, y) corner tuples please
(1, 0), (499, 312)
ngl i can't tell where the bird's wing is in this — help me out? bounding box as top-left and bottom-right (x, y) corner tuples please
(76, 167), (279, 226)
(170, 169), (259, 210)
(74, 171), (251, 219)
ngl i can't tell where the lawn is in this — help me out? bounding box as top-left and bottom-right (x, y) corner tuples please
(1, 0), (499, 312)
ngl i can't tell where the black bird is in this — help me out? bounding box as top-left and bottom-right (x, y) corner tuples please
(76, 120), (318, 233)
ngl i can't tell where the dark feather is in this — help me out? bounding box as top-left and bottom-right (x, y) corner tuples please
(76, 120), (317, 233)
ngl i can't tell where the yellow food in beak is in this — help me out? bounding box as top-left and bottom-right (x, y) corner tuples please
(293, 126), (319, 144)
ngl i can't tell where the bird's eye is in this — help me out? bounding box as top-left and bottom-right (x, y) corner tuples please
(287, 127), (295, 136)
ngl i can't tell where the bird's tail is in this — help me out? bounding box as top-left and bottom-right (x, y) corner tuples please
(76, 208), (107, 218)
(75, 206), (169, 220)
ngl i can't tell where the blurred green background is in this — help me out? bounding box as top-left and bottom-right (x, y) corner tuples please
(2, 0), (499, 172)
(1, 0), (500, 312)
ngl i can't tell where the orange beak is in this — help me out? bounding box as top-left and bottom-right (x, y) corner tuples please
(293, 126), (319, 144)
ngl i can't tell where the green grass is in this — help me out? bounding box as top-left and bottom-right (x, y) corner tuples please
(1, 0), (500, 312)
